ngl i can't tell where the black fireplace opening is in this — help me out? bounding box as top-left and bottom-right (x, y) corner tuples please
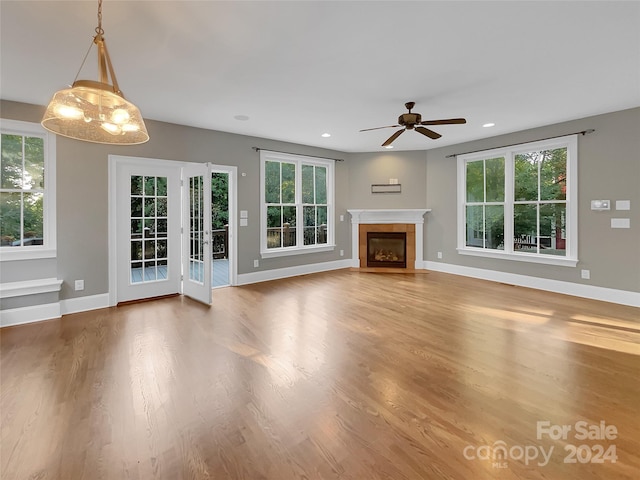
(367, 232), (407, 268)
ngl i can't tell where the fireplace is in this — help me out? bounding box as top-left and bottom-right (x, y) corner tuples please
(348, 209), (430, 271)
(367, 232), (406, 268)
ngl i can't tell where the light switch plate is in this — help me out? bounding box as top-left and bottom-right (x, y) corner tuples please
(611, 218), (630, 229)
(616, 200), (631, 211)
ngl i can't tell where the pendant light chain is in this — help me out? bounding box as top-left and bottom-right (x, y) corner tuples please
(96, 0), (104, 35)
(71, 0), (105, 85)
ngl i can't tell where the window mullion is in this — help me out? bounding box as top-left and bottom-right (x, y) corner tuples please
(295, 160), (302, 247)
(20, 135), (26, 245)
(504, 151), (514, 254)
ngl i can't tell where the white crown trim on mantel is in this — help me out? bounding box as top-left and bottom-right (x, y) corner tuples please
(347, 209), (430, 225)
(347, 209), (430, 268)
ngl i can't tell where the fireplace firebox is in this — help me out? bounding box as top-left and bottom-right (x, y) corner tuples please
(367, 232), (406, 268)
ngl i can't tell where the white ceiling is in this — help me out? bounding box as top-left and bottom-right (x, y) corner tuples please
(1, 1), (639, 152)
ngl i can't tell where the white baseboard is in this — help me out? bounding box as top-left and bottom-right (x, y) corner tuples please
(237, 259), (352, 285)
(423, 261), (640, 308)
(60, 293), (110, 315)
(0, 302), (61, 328)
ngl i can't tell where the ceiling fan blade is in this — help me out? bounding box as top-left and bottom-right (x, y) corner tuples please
(382, 129), (404, 147)
(360, 125), (401, 132)
(420, 118), (467, 126)
(415, 126), (442, 139)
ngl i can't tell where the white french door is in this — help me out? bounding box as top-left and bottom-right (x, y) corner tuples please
(182, 163), (212, 304)
(110, 157), (234, 306)
(114, 160), (182, 303)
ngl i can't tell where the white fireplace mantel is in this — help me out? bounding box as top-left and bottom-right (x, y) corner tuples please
(347, 209), (430, 268)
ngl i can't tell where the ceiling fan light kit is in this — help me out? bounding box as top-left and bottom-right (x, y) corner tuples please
(361, 101), (466, 147)
(41, 0), (149, 145)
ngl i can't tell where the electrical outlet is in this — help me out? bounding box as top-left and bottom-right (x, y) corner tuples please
(74, 279), (85, 291)
(254, 259), (259, 268)
(340, 214), (344, 222)
(437, 252), (443, 259)
(581, 269), (590, 280)
(340, 249), (344, 256)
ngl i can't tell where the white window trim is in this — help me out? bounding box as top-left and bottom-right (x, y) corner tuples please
(259, 150), (335, 258)
(0, 119), (56, 261)
(457, 135), (578, 267)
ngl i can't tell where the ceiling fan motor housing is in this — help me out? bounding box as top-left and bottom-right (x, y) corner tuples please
(399, 113), (422, 128)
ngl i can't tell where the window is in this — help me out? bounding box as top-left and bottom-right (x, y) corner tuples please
(0, 119), (56, 260)
(457, 135), (577, 267)
(260, 150), (334, 257)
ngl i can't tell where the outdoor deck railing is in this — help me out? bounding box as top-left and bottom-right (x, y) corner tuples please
(212, 225), (229, 259)
(266, 224), (327, 248)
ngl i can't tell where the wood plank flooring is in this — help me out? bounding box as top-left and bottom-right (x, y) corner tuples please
(1, 269), (639, 480)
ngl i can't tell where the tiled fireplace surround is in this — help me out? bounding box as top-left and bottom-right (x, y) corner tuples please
(347, 209), (430, 270)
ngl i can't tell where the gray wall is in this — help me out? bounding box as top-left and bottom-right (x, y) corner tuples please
(2, 100), (638, 309)
(425, 107), (640, 292)
(1, 100), (350, 302)
(345, 151), (427, 209)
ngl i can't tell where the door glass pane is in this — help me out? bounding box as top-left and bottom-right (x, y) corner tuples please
(131, 175), (143, 195)
(131, 219), (142, 238)
(131, 175), (169, 284)
(189, 175), (204, 284)
(156, 177), (167, 196)
(144, 176), (156, 196)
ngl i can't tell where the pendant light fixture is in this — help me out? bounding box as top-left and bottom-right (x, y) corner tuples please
(41, 0), (149, 145)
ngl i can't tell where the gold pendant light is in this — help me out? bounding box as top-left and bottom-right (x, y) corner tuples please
(41, 0), (149, 145)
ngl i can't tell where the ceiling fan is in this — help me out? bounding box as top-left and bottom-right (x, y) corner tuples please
(360, 102), (466, 147)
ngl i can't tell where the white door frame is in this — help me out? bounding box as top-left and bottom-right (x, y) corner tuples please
(211, 164), (238, 287)
(108, 156), (237, 306)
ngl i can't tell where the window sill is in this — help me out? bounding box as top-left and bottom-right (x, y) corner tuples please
(0, 248), (57, 262)
(457, 247), (578, 267)
(261, 244), (335, 259)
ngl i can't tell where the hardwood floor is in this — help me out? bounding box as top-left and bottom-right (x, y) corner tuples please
(1, 270), (639, 480)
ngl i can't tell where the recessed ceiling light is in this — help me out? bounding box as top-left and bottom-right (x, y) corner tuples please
(483, 122), (495, 128)
(321, 133), (331, 138)
(384, 145), (394, 149)
(234, 115), (250, 121)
